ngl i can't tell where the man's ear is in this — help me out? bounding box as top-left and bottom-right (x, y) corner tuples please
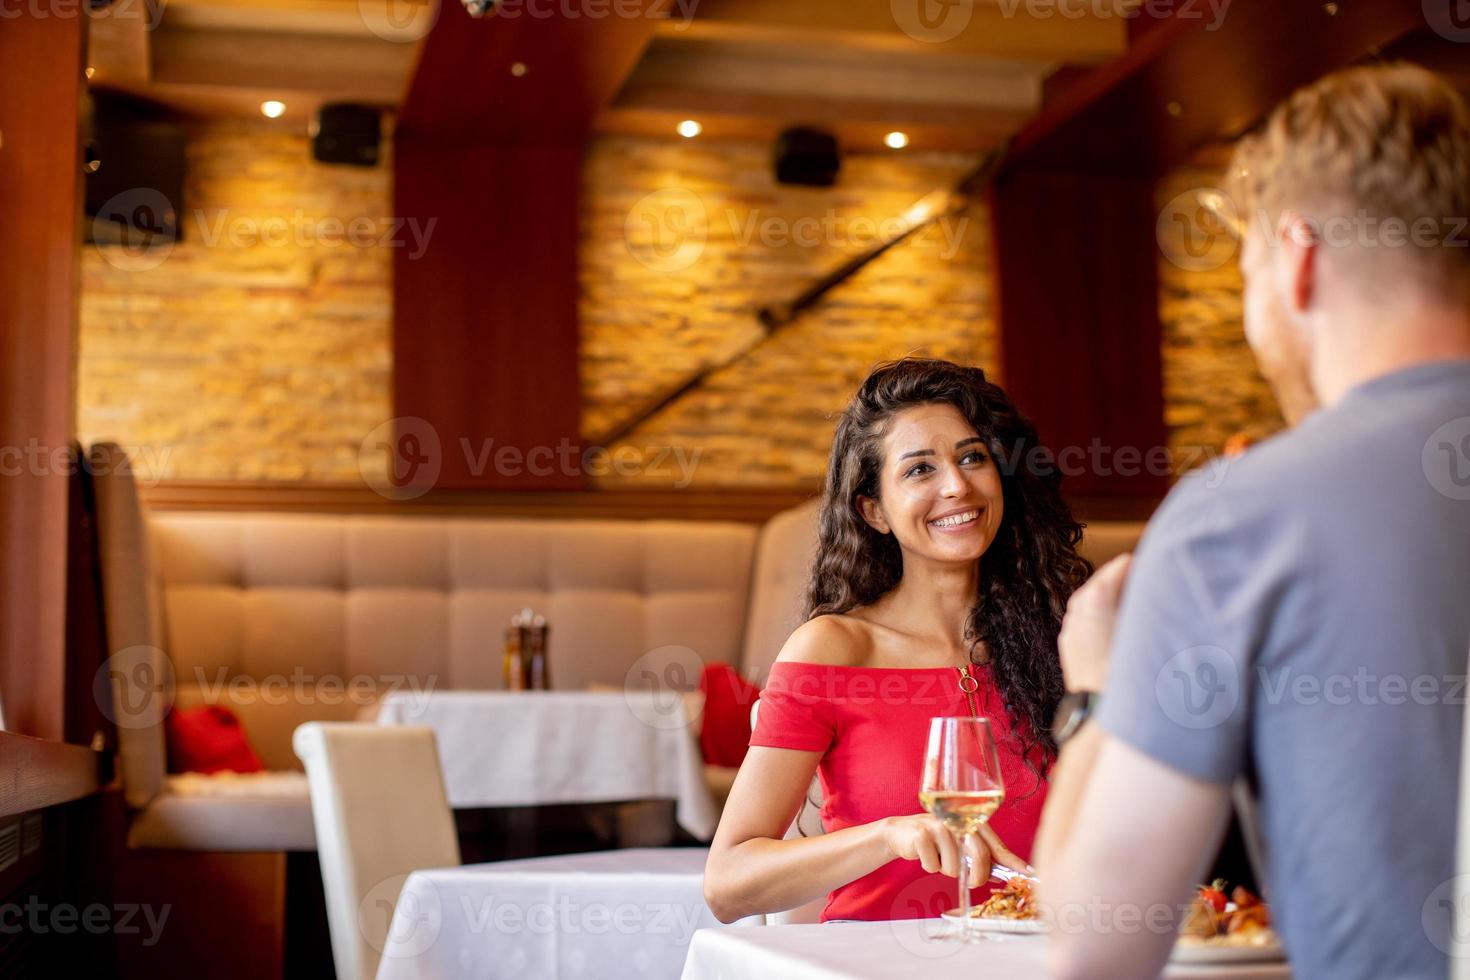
(856, 495), (890, 535)
(1281, 211), (1318, 314)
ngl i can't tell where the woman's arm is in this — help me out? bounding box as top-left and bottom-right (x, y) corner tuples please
(703, 744), (893, 921)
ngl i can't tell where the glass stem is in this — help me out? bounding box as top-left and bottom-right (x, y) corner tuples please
(958, 831), (973, 921)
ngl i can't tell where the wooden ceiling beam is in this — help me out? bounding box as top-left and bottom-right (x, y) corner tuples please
(85, 0), (157, 85)
(624, 37), (1042, 112)
(150, 24), (415, 103)
(595, 105), (1013, 152)
(398, 0), (661, 144)
(1004, 0), (1427, 175)
(607, 87), (1030, 137)
(659, 0), (1126, 64)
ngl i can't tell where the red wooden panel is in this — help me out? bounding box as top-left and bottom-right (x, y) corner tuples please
(393, 141), (585, 489)
(0, 13), (83, 740)
(990, 170), (1169, 500)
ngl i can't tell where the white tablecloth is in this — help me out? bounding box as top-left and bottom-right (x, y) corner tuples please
(680, 920), (1293, 980)
(376, 691), (719, 839)
(374, 848), (760, 980)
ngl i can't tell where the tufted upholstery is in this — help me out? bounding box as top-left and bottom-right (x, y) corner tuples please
(152, 513), (758, 771)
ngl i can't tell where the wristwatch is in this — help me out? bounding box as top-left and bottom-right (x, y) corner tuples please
(1051, 691), (1100, 748)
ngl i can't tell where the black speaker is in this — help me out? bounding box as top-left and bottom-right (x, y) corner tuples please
(312, 104), (381, 167)
(773, 127), (840, 187)
(84, 96), (187, 245)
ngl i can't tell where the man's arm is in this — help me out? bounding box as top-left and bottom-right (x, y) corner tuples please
(1036, 724), (1232, 980)
(1036, 549), (1246, 979)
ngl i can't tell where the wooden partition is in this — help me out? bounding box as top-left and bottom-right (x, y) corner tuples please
(0, 11), (83, 741)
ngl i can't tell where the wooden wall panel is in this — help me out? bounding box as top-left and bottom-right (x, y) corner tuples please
(0, 14), (83, 740)
(392, 141), (585, 490)
(990, 170), (1169, 500)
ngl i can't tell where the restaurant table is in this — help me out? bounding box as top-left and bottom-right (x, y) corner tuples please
(374, 847), (761, 980)
(680, 920), (1293, 980)
(376, 690), (719, 840)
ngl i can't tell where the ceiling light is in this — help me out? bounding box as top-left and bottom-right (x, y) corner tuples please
(884, 131), (909, 150)
(261, 100), (287, 119)
(510, 62), (528, 77)
(677, 119), (702, 139)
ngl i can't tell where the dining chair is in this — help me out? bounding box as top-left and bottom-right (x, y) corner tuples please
(293, 722), (461, 980)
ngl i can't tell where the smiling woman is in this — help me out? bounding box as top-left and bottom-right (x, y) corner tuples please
(703, 357), (1093, 925)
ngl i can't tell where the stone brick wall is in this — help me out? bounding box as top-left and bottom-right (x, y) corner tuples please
(78, 122), (1280, 490)
(582, 137), (993, 487)
(79, 120), (392, 483)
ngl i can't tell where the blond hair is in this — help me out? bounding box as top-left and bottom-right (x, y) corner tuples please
(1228, 63), (1470, 268)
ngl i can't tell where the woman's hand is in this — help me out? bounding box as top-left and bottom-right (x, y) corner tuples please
(879, 815), (1030, 886)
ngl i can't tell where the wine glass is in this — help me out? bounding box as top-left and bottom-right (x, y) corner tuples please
(919, 716), (1006, 941)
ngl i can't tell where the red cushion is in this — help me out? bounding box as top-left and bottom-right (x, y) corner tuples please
(165, 705), (265, 774)
(698, 663), (761, 768)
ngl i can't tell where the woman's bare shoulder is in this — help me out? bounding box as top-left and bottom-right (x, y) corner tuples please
(773, 614), (875, 668)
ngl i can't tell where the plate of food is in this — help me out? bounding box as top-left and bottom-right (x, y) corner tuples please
(1171, 881), (1284, 964)
(942, 877), (1048, 934)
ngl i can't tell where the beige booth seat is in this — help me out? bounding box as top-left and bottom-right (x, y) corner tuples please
(92, 443), (767, 851)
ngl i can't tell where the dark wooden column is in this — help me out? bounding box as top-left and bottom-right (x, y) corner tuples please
(391, 2), (656, 491)
(393, 140), (585, 490)
(0, 13), (83, 740)
(990, 170), (1168, 500)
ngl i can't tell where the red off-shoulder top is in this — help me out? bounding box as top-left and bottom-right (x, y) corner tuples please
(749, 660), (1049, 922)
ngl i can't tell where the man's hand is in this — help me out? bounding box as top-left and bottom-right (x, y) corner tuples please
(1058, 553), (1133, 693)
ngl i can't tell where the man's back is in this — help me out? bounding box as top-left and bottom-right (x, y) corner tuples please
(1098, 359), (1470, 978)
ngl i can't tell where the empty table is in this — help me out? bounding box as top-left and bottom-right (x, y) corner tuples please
(374, 848), (760, 980)
(376, 690), (719, 839)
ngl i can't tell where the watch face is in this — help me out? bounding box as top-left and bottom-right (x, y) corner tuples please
(1051, 692), (1095, 746)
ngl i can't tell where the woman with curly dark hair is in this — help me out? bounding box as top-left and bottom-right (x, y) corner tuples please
(705, 357), (1092, 924)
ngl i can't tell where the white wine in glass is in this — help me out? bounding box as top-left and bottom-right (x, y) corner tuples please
(919, 717), (1005, 940)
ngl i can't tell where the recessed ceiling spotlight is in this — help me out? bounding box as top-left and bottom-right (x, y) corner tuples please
(884, 131), (909, 150)
(261, 100), (287, 119)
(510, 62), (528, 77)
(676, 119), (702, 139)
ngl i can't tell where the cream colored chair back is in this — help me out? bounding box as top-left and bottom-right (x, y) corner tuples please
(293, 722), (460, 980)
(90, 442), (169, 809)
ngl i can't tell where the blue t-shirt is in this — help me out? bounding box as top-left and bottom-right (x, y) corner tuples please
(1098, 359), (1470, 980)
